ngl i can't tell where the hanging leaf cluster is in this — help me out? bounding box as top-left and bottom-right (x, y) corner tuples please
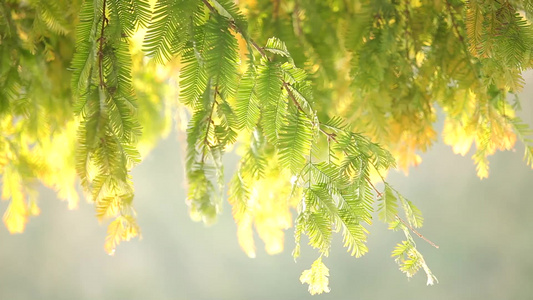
(1, 0), (533, 294)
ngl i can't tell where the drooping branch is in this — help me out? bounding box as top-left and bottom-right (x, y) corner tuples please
(396, 214), (439, 249)
(201, 86), (218, 164)
(98, 0), (108, 88)
(199, 0), (439, 251)
(445, 0), (481, 81)
(445, 0), (464, 42)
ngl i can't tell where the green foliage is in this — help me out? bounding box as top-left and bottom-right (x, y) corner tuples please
(378, 184), (399, 224)
(210, 0), (247, 37)
(2, 0), (533, 294)
(278, 111), (313, 174)
(143, 0), (199, 64)
(256, 58), (284, 143)
(391, 227), (438, 286)
(70, 0), (143, 254)
(235, 69), (260, 130)
(264, 37), (291, 58)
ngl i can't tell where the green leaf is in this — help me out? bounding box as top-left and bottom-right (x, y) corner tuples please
(180, 39), (209, 107)
(240, 130), (267, 178)
(70, 0), (98, 97)
(378, 184), (398, 224)
(264, 37), (291, 57)
(228, 172), (249, 221)
(235, 70), (260, 130)
(278, 111), (313, 174)
(398, 194), (424, 228)
(144, 0), (198, 64)
(257, 59), (284, 143)
(33, 0), (71, 35)
(209, 0), (248, 37)
(204, 15), (239, 97)
(305, 211), (332, 256)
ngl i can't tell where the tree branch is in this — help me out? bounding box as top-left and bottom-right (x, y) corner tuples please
(444, 0), (464, 42)
(199, 0), (439, 251)
(98, 0), (108, 88)
(201, 86), (218, 164)
(396, 214), (440, 249)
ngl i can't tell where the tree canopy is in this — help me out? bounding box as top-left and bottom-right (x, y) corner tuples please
(1, 0), (532, 294)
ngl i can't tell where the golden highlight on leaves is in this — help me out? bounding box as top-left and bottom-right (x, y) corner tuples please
(443, 120), (475, 156)
(38, 120), (80, 210)
(229, 154), (296, 257)
(2, 165), (29, 233)
(2, 0), (533, 294)
(236, 215), (256, 258)
(104, 216), (141, 256)
(466, 0), (484, 57)
(3, 198), (29, 234)
(440, 88), (518, 178)
(299, 256), (331, 295)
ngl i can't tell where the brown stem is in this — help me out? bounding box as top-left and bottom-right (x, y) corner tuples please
(201, 86), (218, 164)
(396, 214), (440, 249)
(283, 82), (339, 142)
(273, 0), (280, 20)
(203, 0), (268, 58)
(404, 0), (411, 59)
(98, 0), (108, 88)
(250, 38), (267, 58)
(200, 0), (439, 251)
(201, 0), (216, 14)
(445, 0), (464, 42)
(292, 1), (303, 37)
(367, 179), (383, 198)
(283, 82), (304, 111)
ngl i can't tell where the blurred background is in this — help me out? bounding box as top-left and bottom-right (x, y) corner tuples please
(1, 74), (532, 300)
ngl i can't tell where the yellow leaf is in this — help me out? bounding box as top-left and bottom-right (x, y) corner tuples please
(473, 151), (490, 179)
(2, 165), (29, 233)
(415, 51), (425, 67)
(253, 170), (294, 255)
(37, 120), (80, 209)
(236, 215), (256, 258)
(28, 194), (41, 216)
(443, 119), (474, 156)
(104, 216), (140, 255)
(300, 257), (331, 295)
(3, 198), (29, 234)
(96, 196), (121, 221)
(466, 0), (484, 57)
(229, 157), (297, 257)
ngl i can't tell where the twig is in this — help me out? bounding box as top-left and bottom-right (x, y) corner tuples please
(372, 168), (439, 249)
(396, 214), (440, 249)
(201, 86), (218, 164)
(249, 38), (267, 58)
(273, 0), (280, 20)
(200, 0), (439, 251)
(404, 0), (411, 59)
(284, 62), (387, 204)
(201, 0), (216, 14)
(283, 82), (338, 142)
(203, 0), (268, 59)
(98, 0), (108, 88)
(287, 67), (432, 250)
(445, 0), (482, 80)
(292, 1), (303, 37)
(444, 0), (463, 42)
(367, 179), (383, 198)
